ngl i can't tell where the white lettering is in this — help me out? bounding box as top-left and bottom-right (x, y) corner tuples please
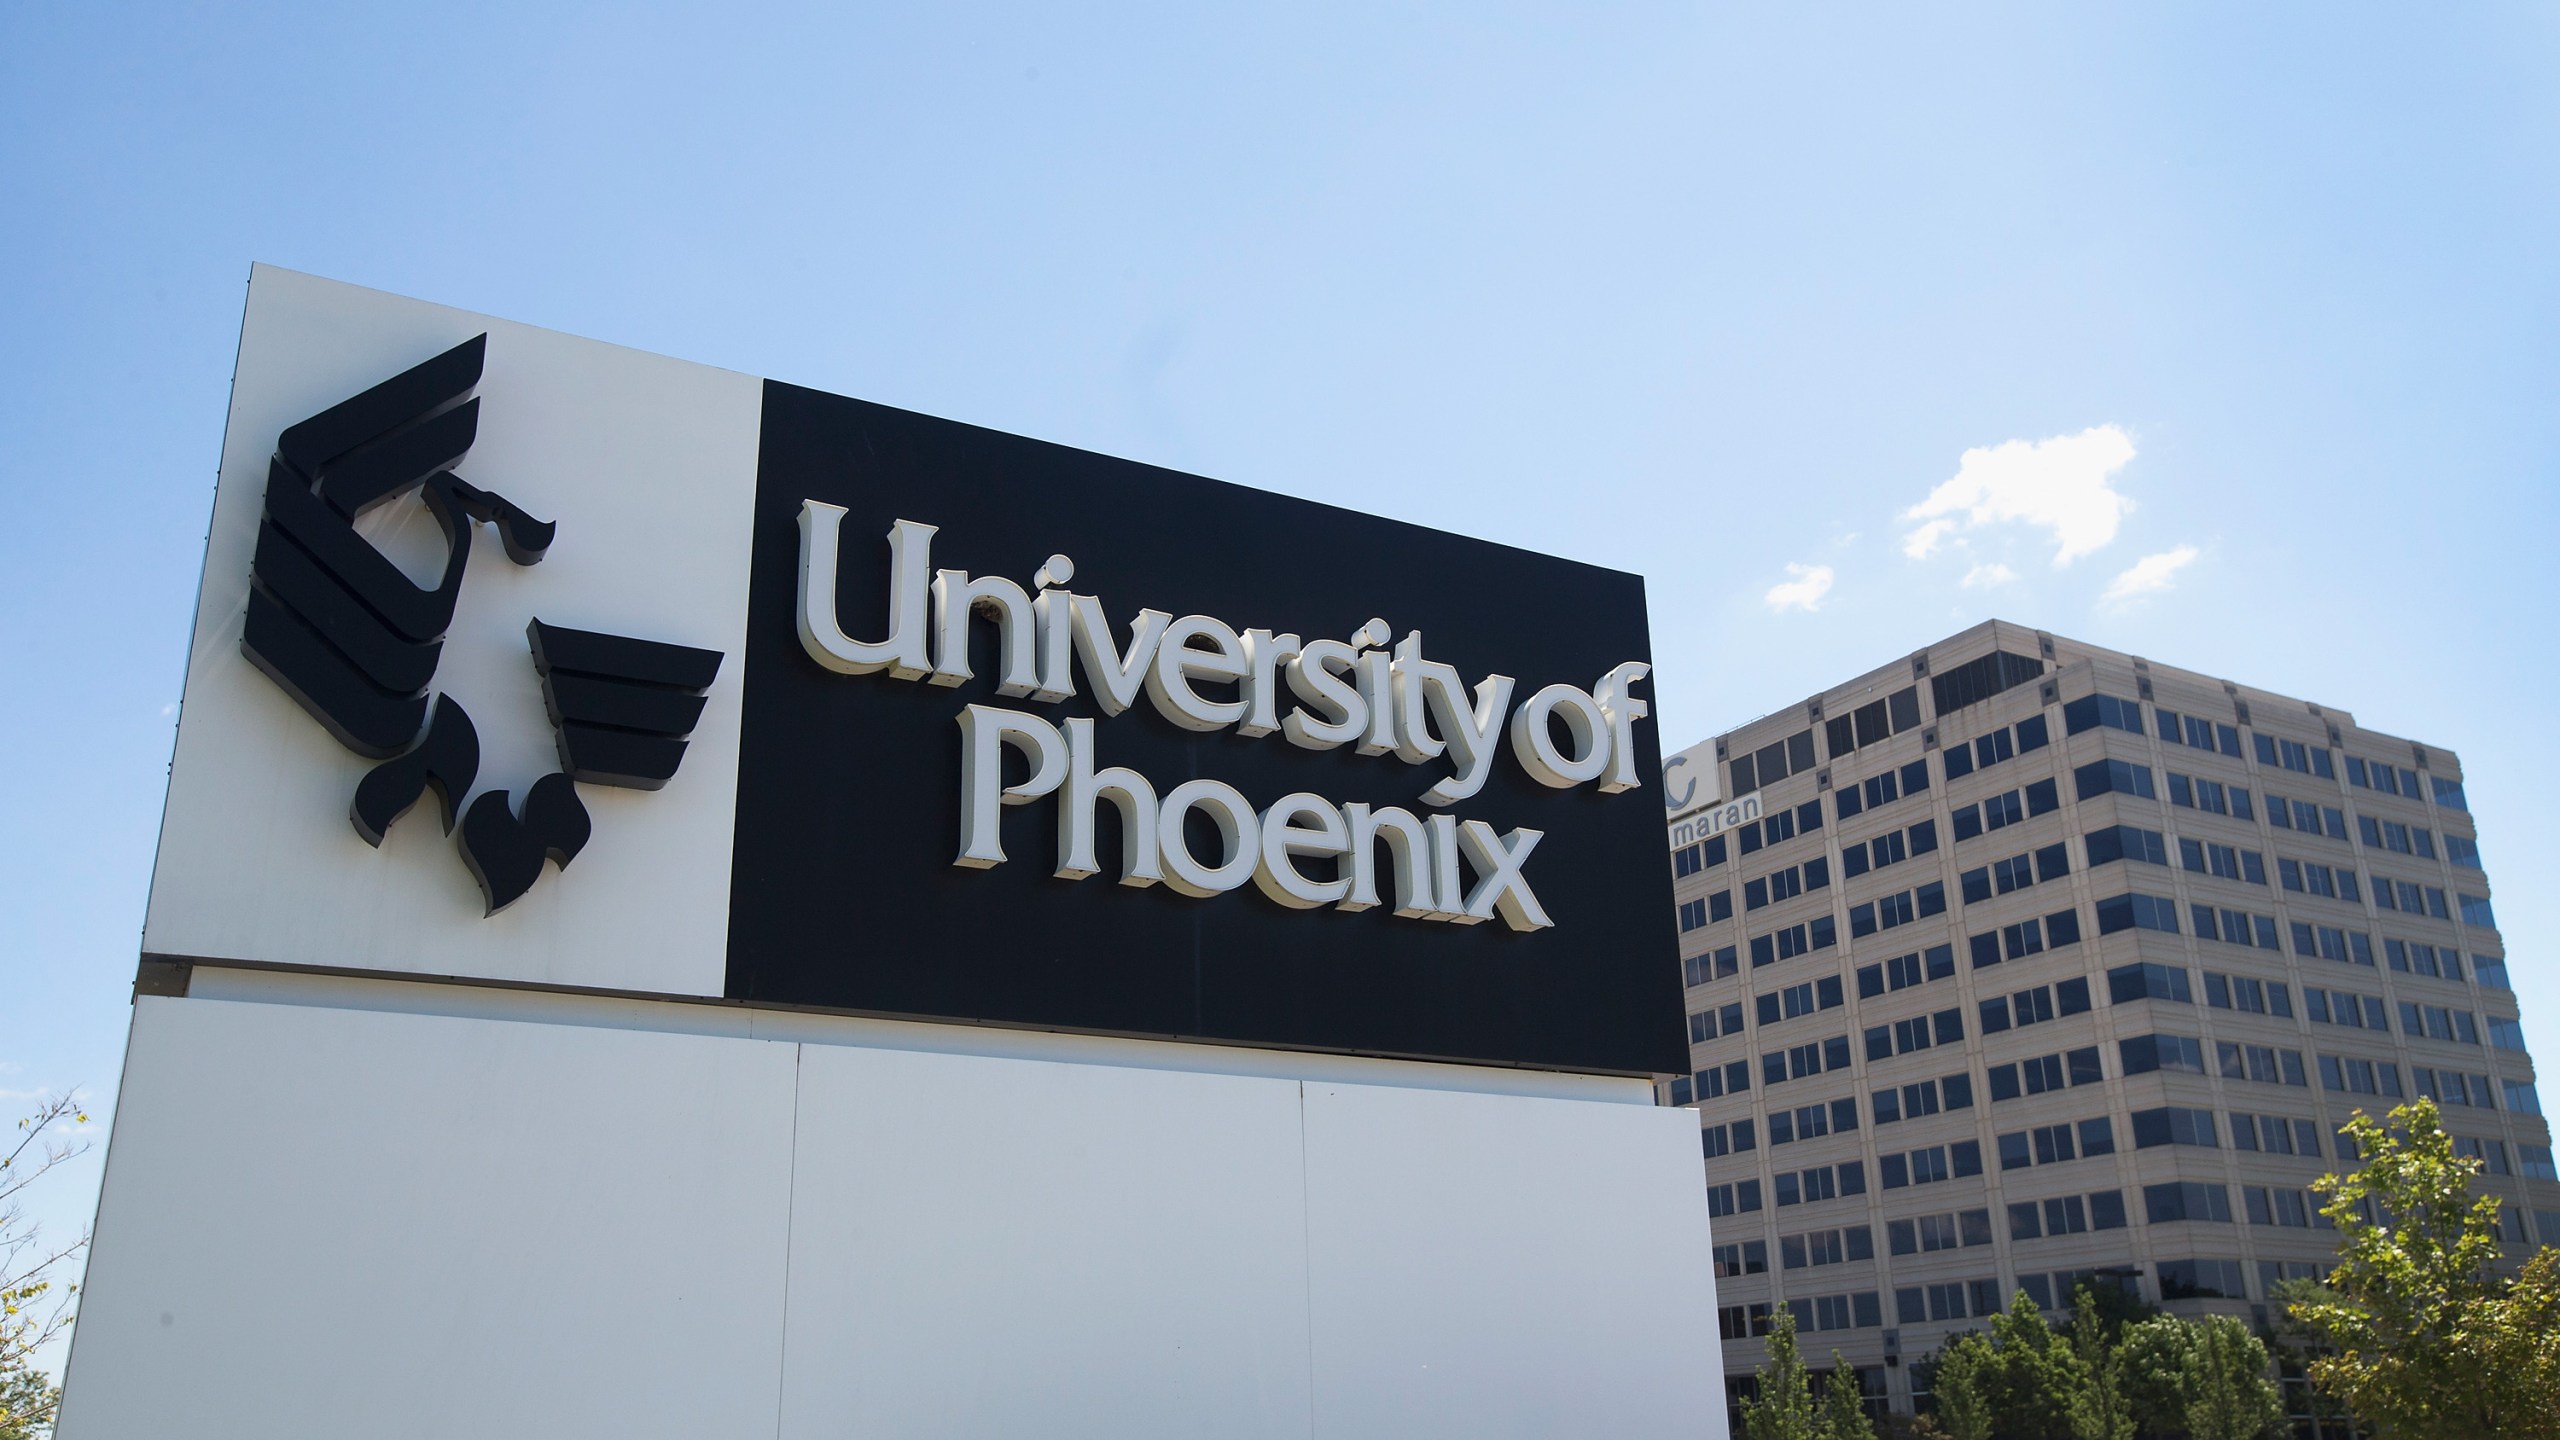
(1252, 792), (1351, 909)
(796, 504), (935, 679)
(954, 705), (1066, 868)
(1509, 682), (1610, 788)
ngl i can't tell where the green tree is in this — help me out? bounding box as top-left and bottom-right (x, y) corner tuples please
(1977, 1288), (2087, 1439)
(1, 1095), (89, 1440)
(1925, 1334), (1993, 1440)
(2062, 1292), (2134, 1440)
(1818, 1350), (1874, 1440)
(2181, 1315), (2283, 1440)
(1743, 1307), (1819, 1440)
(2466, 1245), (2560, 1440)
(2116, 1315), (2198, 1435)
(2284, 1098), (2506, 1438)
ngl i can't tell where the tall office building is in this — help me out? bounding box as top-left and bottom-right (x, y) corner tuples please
(1664, 620), (2545, 1428)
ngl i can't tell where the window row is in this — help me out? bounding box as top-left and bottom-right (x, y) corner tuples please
(2177, 836), (2266, 885)
(2245, 1186), (2328, 1229)
(1856, 944), (1956, 998)
(2253, 734), (2336, 779)
(1872, 1072), (1972, 1124)
(2356, 814), (2438, 860)
(1769, 1097), (1861, 1146)
(2278, 857), (2362, 903)
(1756, 976), (1846, 1027)
(2194, 905), (2281, 950)
(2166, 772), (2254, 821)
(2095, 891), (2179, 935)
(2232, 1113), (2325, 1156)
(2008, 1190), (2130, 1241)
(2063, 692), (2144, 737)
(1834, 760), (1934, 822)
(1683, 945), (1739, 987)
(1879, 1140), (1984, 1189)
(1664, 1059), (1749, 1107)
(2374, 876), (2452, 920)
(1848, 884), (1947, 937)
(2398, 1002), (2480, 1046)
(2305, 987), (2386, 1030)
(1763, 1035), (1854, 1086)
(1986, 1048), (2104, 1102)
(2292, 922), (2375, 966)
(2268, 794), (2349, 841)
(1749, 917), (1840, 967)
(1896, 1279), (2003, 1326)
(1777, 1160), (1868, 1207)
(1783, 1224), (1877, 1270)
(2412, 1067), (2501, 1110)
(1825, 686), (1923, 761)
(1700, 1119), (1756, 1159)
(2346, 755), (2425, 800)
(1864, 1009), (1965, 1061)
(1729, 728), (1816, 800)
(1958, 843), (2070, 904)
(2386, 938), (2466, 980)
(1888, 1207), (1993, 1255)
(1688, 1001), (1746, 1045)
(1951, 779), (2061, 841)
(1737, 800), (1828, 857)
(1997, 1117), (2115, 1170)
(2153, 706), (2243, 758)
(1941, 713), (2052, 781)
(2075, 758), (2155, 803)
(1978, 977), (2093, 1034)
(1967, 907), (2084, 967)
(1840, 819), (1938, 878)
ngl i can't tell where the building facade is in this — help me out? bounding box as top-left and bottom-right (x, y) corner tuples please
(1665, 620), (2545, 1426)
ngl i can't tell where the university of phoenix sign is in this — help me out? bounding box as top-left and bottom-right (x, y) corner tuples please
(144, 267), (1689, 1074)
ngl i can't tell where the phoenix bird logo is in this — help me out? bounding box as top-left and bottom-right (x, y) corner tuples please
(240, 334), (723, 914)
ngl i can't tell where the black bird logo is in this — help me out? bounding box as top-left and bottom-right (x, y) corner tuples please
(241, 335), (722, 914)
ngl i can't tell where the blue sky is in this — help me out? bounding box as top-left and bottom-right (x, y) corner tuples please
(5, 1), (2558, 1362)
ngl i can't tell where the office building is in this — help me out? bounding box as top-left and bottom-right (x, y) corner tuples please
(1664, 620), (2544, 1427)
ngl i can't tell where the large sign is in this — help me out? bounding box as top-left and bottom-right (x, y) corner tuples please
(143, 268), (1686, 1074)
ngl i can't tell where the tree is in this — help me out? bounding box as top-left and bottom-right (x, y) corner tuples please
(2284, 1098), (2507, 1438)
(2467, 1245), (2560, 1440)
(1977, 1288), (2087, 1439)
(1923, 1334), (1992, 1440)
(2117, 1315), (2198, 1436)
(1, 1095), (89, 1440)
(2062, 1293), (2134, 1440)
(1743, 1307), (1819, 1440)
(2180, 1315), (2283, 1440)
(1818, 1349), (1874, 1440)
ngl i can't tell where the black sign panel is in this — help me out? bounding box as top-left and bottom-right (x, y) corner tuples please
(726, 381), (1686, 1074)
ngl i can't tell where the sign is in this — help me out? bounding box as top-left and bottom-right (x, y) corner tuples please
(144, 268), (1687, 1075)
(1666, 791), (1761, 852)
(1659, 736), (1720, 821)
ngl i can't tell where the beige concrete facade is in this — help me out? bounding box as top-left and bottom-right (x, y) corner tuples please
(1669, 620), (2544, 1424)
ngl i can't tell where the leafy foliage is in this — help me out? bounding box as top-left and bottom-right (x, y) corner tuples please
(1920, 1287), (2277, 1440)
(1744, 1307), (1819, 1440)
(2062, 1295), (2133, 1440)
(1818, 1349), (1875, 1440)
(2283, 1098), (2512, 1438)
(1, 1096), (89, 1440)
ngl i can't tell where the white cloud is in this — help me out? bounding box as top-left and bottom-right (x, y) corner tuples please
(1901, 518), (1956, 560)
(2100, 545), (2200, 605)
(1902, 424), (2138, 567)
(1764, 563), (1834, 613)
(1960, 562), (2018, 589)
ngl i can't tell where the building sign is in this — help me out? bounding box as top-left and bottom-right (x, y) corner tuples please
(1666, 792), (1761, 852)
(144, 268), (1688, 1075)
